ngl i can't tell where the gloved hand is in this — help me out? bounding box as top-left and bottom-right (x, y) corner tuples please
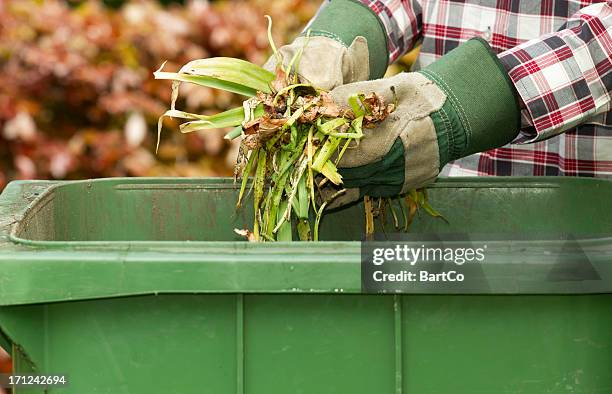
(324, 38), (522, 208)
(263, 0), (389, 90)
(263, 35), (370, 91)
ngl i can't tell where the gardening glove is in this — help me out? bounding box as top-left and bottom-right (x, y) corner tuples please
(325, 38), (521, 208)
(263, 0), (389, 90)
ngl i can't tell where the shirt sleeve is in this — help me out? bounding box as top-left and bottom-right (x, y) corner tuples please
(356, 0), (423, 63)
(498, 1), (612, 143)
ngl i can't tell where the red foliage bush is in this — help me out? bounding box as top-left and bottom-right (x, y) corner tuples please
(0, 0), (318, 190)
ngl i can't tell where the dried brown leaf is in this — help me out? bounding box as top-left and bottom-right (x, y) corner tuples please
(234, 228), (256, 242)
(242, 134), (261, 150)
(271, 66), (288, 92)
(258, 116), (286, 140)
(361, 92), (395, 127)
(243, 118), (261, 135)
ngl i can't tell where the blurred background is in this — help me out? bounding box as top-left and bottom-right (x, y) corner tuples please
(0, 0), (416, 383)
(0, 0), (322, 192)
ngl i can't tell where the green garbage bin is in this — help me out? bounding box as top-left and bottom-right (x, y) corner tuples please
(0, 177), (611, 393)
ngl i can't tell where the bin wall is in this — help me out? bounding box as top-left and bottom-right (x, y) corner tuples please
(2, 293), (611, 393)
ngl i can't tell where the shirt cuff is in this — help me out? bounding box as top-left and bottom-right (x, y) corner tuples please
(498, 35), (599, 144)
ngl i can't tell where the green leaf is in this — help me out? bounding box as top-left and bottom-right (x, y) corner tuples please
(313, 202), (325, 242)
(276, 201), (293, 241)
(285, 102), (315, 128)
(225, 125), (243, 140)
(287, 29), (311, 83)
(253, 150), (268, 241)
(297, 218), (311, 241)
(347, 94), (366, 117)
(155, 71), (260, 97)
(276, 134), (308, 178)
(312, 136), (342, 173)
(297, 173), (309, 219)
(266, 170), (291, 236)
(178, 107), (245, 133)
(265, 15), (283, 72)
(320, 161), (343, 185)
(236, 149), (257, 208)
(157, 107), (245, 152)
(317, 118), (347, 135)
(351, 116), (364, 138)
(154, 58), (275, 96)
(180, 57), (275, 93)
(419, 198), (449, 224)
(274, 83), (311, 104)
(274, 154), (308, 233)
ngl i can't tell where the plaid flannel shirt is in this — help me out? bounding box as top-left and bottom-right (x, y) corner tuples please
(355, 0), (612, 176)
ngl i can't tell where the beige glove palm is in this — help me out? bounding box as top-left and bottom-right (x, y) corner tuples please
(321, 72), (446, 208)
(263, 36), (370, 90)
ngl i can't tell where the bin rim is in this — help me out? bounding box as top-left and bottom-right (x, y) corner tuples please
(0, 176), (590, 248)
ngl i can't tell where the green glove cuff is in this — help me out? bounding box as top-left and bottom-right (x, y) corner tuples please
(419, 38), (521, 167)
(305, 0), (389, 79)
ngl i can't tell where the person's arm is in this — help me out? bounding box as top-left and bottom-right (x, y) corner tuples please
(498, 1), (612, 143)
